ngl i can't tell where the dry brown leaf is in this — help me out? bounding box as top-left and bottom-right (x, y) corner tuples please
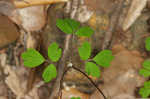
(84, 0), (115, 14)
(0, 15), (20, 48)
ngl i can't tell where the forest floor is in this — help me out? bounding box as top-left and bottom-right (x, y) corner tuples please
(0, 0), (150, 99)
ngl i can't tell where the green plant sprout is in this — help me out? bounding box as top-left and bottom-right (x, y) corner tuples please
(145, 37), (150, 51)
(139, 37), (150, 98)
(71, 97), (81, 99)
(21, 18), (114, 99)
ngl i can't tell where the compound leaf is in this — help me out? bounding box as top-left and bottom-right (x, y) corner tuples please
(56, 18), (80, 34)
(78, 41), (91, 60)
(139, 69), (150, 77)
(139, 87), (150, 98)
(56, 19), (72, 34)
(75, 26), (94, 37)
(143, 60), (150, 70)
(145, 37), (150, 51)
(64, 18), (80, 32)
(93, 50), (114, 67)
(85, 62), (100, 78)
(144, 81), (150, 89)
(21, 48), (45, 68)
(48, 42), (62, 62)
(42, 64), (57, 83)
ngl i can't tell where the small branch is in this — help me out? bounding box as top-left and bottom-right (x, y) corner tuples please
(72, 66), (107, 99)
(59, 67), (72, 99)
(59, 65), (107, 99)
(49, 34), (72, 99)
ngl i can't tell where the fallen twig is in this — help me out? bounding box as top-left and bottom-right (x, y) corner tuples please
(102, 0), (124, 49)
(49, 34), (72, 99)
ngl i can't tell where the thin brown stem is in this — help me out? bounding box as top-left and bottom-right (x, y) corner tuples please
(59, 67), (72, 99)
(59, 66), (107, 99)
(72, 66), (107, 99)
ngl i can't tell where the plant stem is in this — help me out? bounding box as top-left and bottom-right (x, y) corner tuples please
(59, 67), (72, 99)
(72, 66), (107, 99)
(59, 65), (107, 99)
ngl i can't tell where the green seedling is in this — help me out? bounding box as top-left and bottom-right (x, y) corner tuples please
(139, 37), (150, 98)
(22, 42), (61, 83)
(145, 37), (150, 51)
(21, 18), (114, 99)
(71, 97), (81, 99)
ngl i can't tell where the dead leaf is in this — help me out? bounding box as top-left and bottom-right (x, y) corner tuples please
(60, 88), (89, 99)
(90, 44), (146, 99)
(0, 0), (15, 16)
(123, 0), (147, 30)
(0, 15), (20, 48)
(18, 5), (46, 32)
(14, 0), (68, 8)
(84, 0), (115, 14)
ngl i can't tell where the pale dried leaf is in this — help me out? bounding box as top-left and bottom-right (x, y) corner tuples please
(5, 66), (26, 98)
(18, 5), (46, 32)
(123, 0), (147, 30)
(65, 0), (93, 23)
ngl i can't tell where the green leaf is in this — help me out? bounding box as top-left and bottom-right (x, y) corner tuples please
(42, 64), (57, 83)
(71, 97), (81, 99)
(145, 37), (150, 51)
(48, 42), (62, 62)
(139, 87), (150, 98)
(64, 18), (80, 32)
(56, 18), (80, 34)
(144, 81), (150, 89)
(21, 48), (45, 68)
(85, 62), (100, 77)
(56, 19), (72, 34)
(143, 60), (150, 70)
(93, 50), (114, 67)
(75, 26), (94, 37)
(139, 69), (150, 77)
(78, 41), (91, 60)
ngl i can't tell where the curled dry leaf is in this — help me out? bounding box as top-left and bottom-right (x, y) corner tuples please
(14, 0), (69, 8)
(123, 0), (147, 31)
